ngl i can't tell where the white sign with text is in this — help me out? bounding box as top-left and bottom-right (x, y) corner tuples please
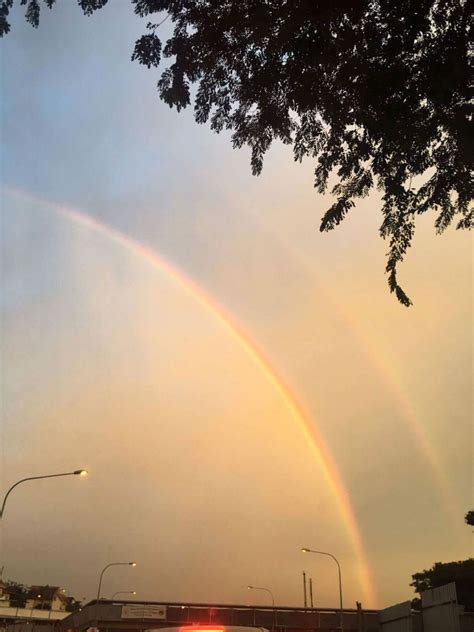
(121, 605), (167, 619)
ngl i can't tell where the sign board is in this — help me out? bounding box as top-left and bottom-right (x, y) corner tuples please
(121, 605), (167, 619)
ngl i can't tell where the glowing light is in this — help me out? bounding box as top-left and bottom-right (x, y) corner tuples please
(179, 624), (225, 632)
(4, 188), (376, 607)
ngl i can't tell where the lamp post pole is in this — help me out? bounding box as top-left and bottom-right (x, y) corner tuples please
(247, 586), (276, 630)
(96, 563), (137, 602)
(247, 585), (275, 607)
(0, 470), (88, 518)
(301, 548), (344, 632)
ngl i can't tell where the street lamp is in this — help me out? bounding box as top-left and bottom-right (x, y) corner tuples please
(96, 563), (137, 601)
(0, 469), (88, 518)
(301, 548), (344, 632)
(111, 591), (137, 599)
(247, 585), (275, 607)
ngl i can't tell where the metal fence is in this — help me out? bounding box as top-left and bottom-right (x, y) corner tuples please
(421, 582), (461, 632)
(380, 582), (465, 632)
(379, 601), (415, 632)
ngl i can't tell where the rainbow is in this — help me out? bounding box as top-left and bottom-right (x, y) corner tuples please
(252, 219), (457, 523)
(4, 187), (377, 607)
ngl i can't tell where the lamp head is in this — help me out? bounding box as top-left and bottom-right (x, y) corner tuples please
(74, 469), (88, 476)
(130, 562), (137, 567)
(301, 548), (311, 553)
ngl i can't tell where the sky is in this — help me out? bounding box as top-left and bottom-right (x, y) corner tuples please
(0, 0), (472, 612)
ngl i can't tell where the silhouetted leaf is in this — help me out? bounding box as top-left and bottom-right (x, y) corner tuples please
(132, 33), (161, 68)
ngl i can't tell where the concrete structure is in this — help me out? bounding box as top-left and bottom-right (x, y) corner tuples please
(58, 600), (380, 632)
(3, 587), (473, 632)
(0, 607), (69, 622)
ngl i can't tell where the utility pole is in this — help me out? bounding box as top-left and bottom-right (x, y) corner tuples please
(302, 571), (307, 608)
(309, 578), (314, 608)
(356, 602), (364, 632)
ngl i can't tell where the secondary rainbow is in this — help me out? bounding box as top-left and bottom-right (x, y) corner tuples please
(5, 187), (377, 607)
(256, 223), (456, 522)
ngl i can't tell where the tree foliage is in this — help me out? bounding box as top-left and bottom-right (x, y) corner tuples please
(66, 597), (82, 612)
(466, 510), (474, 526)
(2, 0), (472, 304)
(4, 581), (28, 608)
(410, 559), (474, 610)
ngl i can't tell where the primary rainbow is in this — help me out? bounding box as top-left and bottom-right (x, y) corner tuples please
(5, 187), (377, 607)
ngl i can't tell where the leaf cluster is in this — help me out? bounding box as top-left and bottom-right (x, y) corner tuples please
(2, 0), (472, 304)
(410, 558), (474, 610)
(3, 581), (28, 608)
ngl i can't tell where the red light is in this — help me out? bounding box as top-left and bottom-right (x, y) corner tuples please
(179, 624), (225, 632)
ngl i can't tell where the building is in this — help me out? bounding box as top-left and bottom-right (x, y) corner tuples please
(25, 587), (68, 612)
(0, 582), (11, 608)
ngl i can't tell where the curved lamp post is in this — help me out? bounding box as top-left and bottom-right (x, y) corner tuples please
(301, 548), (344, 632)
(96, 563), (137, 601)
(247, 585), (275, 607)
(111, 591), (137, 599)
(0, 470), (88, 518)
